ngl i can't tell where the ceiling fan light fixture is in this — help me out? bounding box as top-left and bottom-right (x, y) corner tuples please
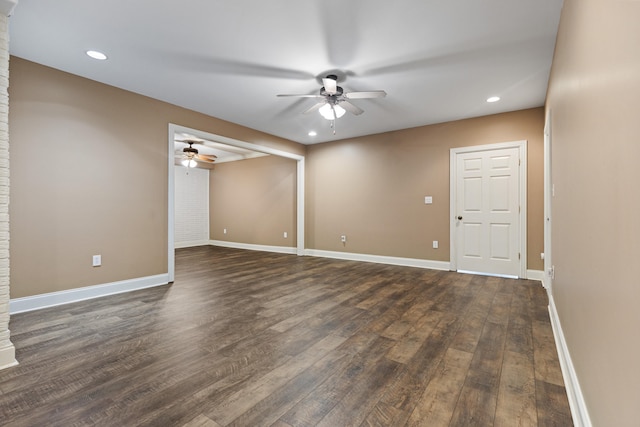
(319, 103), (346, 120)
(181, 158), (197, 168)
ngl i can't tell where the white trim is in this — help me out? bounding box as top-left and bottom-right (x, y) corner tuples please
(168, 125), (176, 282)
(457, 270), (518, 279)
(543, 108), (553, 291)
(168, 124), (306, 281)
(450, 140), (528, 278)
(174, 240), (211, 249)
(208, 242), (451, 270)
(305, 249), (451, 271)
(210, 240), (298, 255)
(0, 355), (18, 370)
(541, 275), (551, 290)
(548, 291), (592, 427)
(526, 269), (544, 282)
(9, 274), (170, 314)
(296, 158), (305, 255)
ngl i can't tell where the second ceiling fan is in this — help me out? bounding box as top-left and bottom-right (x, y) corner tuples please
(177, 140), (217, 168)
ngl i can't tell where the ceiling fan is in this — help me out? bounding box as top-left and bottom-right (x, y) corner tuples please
(176, 140), (217, 168)
(277, 74), (386, 131)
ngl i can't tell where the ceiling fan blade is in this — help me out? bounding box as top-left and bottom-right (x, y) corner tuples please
(340, 101), (364, 116)
(277, 94), (323, 98)
(303, 102), (326, 115)
(195, 155), (216, 163)
(197, 153), (217, 160)
(322, 77), (338, 95)
(344, 90), (387, 99)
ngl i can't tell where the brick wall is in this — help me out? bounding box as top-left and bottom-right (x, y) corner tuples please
(0, 9), (16, 369)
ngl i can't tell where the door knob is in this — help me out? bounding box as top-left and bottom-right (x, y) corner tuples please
(457, 216), (463, 220)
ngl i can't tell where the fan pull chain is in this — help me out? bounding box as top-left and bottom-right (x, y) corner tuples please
(330, 104), (338, 135)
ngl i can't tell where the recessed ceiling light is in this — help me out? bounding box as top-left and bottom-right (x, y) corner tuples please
(308, 131), (317, 137)
(486, 96), (500, 103)
(86, 50), (107, 60)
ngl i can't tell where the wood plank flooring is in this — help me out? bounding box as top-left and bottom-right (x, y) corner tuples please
(0, 246), (573, 426)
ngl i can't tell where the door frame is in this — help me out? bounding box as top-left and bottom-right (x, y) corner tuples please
(449, 140), (527, 278)
(167, 123), (305, 283)
(543, 110), (553, 289)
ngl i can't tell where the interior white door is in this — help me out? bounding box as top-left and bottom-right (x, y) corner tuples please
(454, 147), (521, 277)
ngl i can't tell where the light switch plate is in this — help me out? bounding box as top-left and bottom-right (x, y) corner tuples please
(424, 196), (433, 204)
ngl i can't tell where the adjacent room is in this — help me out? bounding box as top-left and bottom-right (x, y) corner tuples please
(0, 0), (637, 426)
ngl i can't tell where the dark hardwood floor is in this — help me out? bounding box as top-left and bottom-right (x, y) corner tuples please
(0, 246), (573, 426)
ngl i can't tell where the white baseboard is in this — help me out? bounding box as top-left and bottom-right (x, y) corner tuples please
(210, 242), (450, 271)
(209, 240), (298, 255)
(547, 291), (592, 427)
(526, 269), (544, 282)
(9, 274), (170, 314)
(174, 240), (210, 249)
(0, 344), (17, 370)
(305, 249), (451, 271)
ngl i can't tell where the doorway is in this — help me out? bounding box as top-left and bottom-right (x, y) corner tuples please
(167, 124), (305, 282)
(450, 141), (527, 278)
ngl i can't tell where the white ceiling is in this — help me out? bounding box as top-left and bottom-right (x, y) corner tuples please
(8, 0), (563, 144)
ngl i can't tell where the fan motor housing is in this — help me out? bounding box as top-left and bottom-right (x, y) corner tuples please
(320, 86), (343, 97)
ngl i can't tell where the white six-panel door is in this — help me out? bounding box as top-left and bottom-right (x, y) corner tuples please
(450, 142), (526, 278)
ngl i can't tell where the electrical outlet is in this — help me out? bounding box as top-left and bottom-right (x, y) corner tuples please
(341, 235), (347, 243)
(92, 255), (101, 267)
(223, 228), (227, 234)
(283, 231), (288, 238)
(432, 240), (438, 249)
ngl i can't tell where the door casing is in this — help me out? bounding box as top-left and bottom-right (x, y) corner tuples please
(543, 110), (553, 289)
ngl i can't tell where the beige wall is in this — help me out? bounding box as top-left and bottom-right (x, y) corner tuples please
(9, 55), (545, 302)
(546, 0), (640, 425)
(210, 155), (297, 246)
(307, 108), (545, 270)
(9, 57), (303, 299)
